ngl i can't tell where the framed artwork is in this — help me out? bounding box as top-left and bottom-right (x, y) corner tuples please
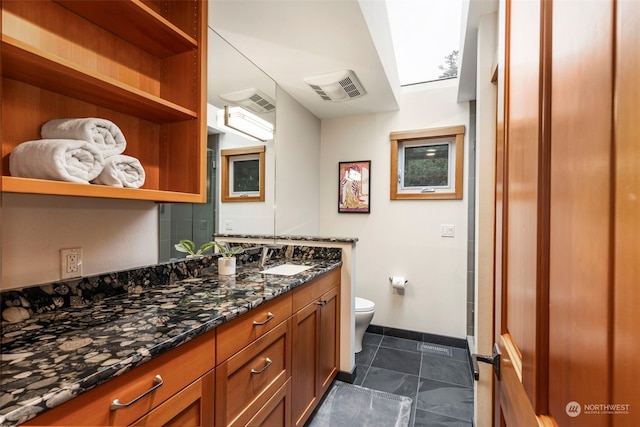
(338, 160), (371, 213)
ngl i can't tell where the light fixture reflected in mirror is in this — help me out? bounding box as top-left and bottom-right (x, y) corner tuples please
(220, 105), (274, 142)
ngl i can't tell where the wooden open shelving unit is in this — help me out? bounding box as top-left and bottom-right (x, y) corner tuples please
(1, 0), (208, 202)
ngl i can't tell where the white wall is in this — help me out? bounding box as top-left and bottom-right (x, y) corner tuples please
(274, 88), (321, 236)
(319, 80), (470, 339)
(1, 194), (158, 290)
(217, 130), (276, 235)
(209, 104), (276, 236)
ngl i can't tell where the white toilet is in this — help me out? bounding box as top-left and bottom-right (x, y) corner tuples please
(354, 297), (376, 353)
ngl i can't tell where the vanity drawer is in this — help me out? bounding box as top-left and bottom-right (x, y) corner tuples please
(292, 268), (341, 312)
(246, 378), (291, 427)
(216, 294), (292, 364)
(24, 330), (215, 426)
(215, 319), (291, 427)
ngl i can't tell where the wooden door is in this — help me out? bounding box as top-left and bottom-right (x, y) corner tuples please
(494, 0), (640, 425)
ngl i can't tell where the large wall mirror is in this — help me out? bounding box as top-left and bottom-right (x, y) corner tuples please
(159, 17), (277, 261)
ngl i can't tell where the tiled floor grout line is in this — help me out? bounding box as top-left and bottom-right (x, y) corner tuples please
(359, 337), (380, 386)
(353, 333), (474, 426)
(411, 350), (423, 427)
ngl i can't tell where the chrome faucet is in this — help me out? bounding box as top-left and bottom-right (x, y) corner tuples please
(260, 244), (283, 268)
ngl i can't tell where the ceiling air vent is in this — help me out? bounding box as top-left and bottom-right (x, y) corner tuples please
(219, 88), (276, 114)
(304, 70), (366, 102)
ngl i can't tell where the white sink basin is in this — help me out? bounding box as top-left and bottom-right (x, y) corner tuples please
(262, 263), (313, 276)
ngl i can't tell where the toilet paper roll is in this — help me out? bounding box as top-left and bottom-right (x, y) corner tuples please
(389, 276), (407, 290)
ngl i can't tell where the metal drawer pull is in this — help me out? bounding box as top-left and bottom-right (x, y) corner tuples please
(253, 312), (275, 326)
(110, 374), (163, 411)
(316, 300), (327, 306)
(251, 357), (273, 374)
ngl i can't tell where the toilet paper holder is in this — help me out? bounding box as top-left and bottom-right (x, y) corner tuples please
(389, 276), (407, 292)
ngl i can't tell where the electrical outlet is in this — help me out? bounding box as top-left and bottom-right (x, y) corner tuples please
(61, 248), (83, 279)
(225, 220), (234, 231)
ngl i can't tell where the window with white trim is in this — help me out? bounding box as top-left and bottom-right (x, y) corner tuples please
(390, 125), (464, 200)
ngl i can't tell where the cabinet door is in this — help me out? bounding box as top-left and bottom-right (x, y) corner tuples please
(291, 301), (320, 427)
(131, 370), (214, 427)
(317, 286), (339, 396)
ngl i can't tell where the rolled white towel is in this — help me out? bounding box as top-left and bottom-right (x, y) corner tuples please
(41, 118), (126, 157)
(9, 139), (105, 184)
(92, 154), (146, 188)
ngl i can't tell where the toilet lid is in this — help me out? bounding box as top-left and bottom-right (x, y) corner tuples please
(355, 297), (375, 312)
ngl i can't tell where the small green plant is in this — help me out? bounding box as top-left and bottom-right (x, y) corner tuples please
(213, 241), (244, 258)
(174, 239), (215, 258)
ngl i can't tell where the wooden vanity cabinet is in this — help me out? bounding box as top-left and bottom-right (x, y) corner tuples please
(0, 0), (207, 202)
(21, 267), (341, 427)
(290, 268), (341, 427)
(214, 268), (341, 427)
(24, 330), (216, 427)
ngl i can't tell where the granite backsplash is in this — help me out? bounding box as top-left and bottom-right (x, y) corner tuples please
(0, 244), (342, 327)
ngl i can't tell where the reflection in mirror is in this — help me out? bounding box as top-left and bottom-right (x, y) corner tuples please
(158, 28), (277, 262)
(221, 145), (265, 203)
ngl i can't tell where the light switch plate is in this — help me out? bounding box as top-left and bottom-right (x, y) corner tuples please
(441, 225), (455, 237)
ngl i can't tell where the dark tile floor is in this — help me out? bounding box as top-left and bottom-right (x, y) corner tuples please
(352, 332), (474, 427)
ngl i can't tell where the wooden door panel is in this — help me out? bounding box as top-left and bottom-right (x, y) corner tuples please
(498, 334), (538, 426)
(496, 0), (547, 424)
(547, 0), (613, 425)
(613, 2), (640, 425)
(503, 0), (542, 406)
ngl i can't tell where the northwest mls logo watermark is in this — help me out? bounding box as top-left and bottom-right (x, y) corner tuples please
(565, 401), (581, 417)
(566, 401), (631, 417)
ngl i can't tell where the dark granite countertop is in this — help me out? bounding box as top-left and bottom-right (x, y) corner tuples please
(215, 233), (359, 244)
(0, 258), (341, 426)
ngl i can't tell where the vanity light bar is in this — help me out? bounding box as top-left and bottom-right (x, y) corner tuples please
(224, 106), (274, 142)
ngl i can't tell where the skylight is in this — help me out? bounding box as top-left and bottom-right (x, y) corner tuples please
(386, 0), (463, 86)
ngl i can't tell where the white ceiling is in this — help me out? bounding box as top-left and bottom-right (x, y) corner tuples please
(208, 0), (497, 120)
(208, 0), (401, 120)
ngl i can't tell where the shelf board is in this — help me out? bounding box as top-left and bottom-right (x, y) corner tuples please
(2, 176), (206, 203)
(2, 36), (198, 123)
(53, 0), (198, 58)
